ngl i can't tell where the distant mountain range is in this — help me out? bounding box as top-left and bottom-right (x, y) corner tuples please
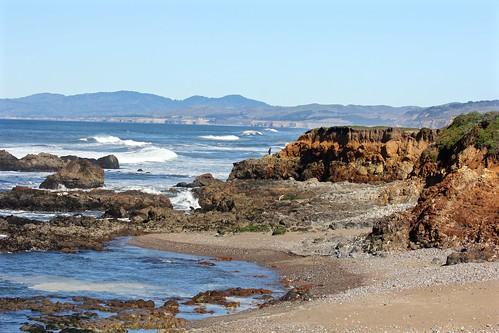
(1, 91), (498, 128)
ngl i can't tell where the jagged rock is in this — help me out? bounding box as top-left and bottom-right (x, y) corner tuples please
(61, 155), (120, 169)
(0, 187), (172, 217)
(0, 150), (65, 172)
(366, 112), (499, 254)
(0, 149), (120, 172)
(0, 150), (22, 171)
(40, 159), (104, 189)
(175, 173), (223, 188)
(229, 127), (438, 183)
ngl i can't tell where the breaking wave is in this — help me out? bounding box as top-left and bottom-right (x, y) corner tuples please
(199, 135), (240, 141)
(114, 147), (177, 164)
(241, 130), (263, 136)
(80, 135), (150, 147)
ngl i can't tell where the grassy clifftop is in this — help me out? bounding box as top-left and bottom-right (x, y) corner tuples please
(437, 112), (498, 154)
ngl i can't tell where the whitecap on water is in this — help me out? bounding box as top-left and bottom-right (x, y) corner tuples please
(114, 146), (177, 164)
(264, 128), (279, 133)
(199, 135), (240, 141)
(81, 135), (151, 147)
(241, 130), (263, 136)
(2, 144), (177, 165)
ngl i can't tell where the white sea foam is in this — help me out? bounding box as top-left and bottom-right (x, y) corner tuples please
(0, 209), (103, 221)
(264, 128), (279, 132)
(199, 135), (240, 141)
(2, 145), (177, 165)
(0, 275), (151, 293)
(241, 130), (263, 136)
(114, 146), (177, 164)
(170, 190), (201, 211)
(83, 135), (150, 147)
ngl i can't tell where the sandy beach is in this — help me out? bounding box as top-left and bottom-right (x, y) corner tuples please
(131, 232), (499, 333)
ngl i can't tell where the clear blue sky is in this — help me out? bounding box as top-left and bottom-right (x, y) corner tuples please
(0, 0), (498, 106)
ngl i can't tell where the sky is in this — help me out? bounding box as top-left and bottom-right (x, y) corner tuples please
(0, 0), (498, 106)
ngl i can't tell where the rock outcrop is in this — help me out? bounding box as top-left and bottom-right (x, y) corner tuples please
(0, 150), (120, 171)
(0, 151), (65, 171)
(61, 154), (120, 169)
(175, 173), (224, 188)
(0, 186), (173, 219)
(367, 112), (499, 256)
(40, 159), (104, 189)
(230, 127), (438, 183)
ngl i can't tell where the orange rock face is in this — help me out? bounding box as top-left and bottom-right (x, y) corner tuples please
(230, 127), (438, 182)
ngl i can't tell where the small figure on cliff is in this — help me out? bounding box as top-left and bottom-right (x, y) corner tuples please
(268, 147), (272, 155)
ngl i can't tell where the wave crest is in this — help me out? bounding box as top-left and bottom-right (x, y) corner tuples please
(199, 135), (240, 141)
(115, 147), (177, 164)
(241, 130), (263, 136)
(82, 135), (150, 147)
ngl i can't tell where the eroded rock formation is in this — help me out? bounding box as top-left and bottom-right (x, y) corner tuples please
(230, 127), (438, 183)
(367, 112), (498, 257)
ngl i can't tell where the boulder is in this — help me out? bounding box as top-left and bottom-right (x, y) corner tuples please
(61, 154), (120, 169)
(40, 159), (104, 189)
(18, 153), (65, 171)
(96, 155), (120, 169)
(0, 150), (21, 171)
(175, 173), (223, 188)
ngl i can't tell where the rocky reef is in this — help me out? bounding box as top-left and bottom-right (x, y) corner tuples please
(0, 150), (119, 172)
(230, 126), (438, 182)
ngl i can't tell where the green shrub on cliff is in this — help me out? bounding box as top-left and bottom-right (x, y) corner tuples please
(437, 112), (498, 153)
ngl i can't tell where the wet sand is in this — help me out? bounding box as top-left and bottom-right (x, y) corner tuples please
(131, 232), (499, 333)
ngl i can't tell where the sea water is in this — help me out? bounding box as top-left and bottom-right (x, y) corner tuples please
(0, 119), (301, 331)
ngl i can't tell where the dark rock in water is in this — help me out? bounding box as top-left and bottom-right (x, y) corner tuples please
(40, 159), (104, 189)
(175, 173), (223, 188)
(96, 155), (119, 169)
(0, 187), (173, 217)
(61, 154), (119, 169)
(0, 150), (65, 172)
(0, 150), (22, 171)
(0, 149), (120, 172)
(137, 168), (144, 172)
(18, 153), (66, 172)
(3, 296), (186, 332)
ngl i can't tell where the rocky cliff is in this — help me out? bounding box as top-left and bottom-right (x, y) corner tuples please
(367, 112), (498, 255)
(230, 127), (438, 183)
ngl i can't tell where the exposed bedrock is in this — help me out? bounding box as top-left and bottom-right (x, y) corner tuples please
(229, 127), (439, 183)
(0, 149), (119, 172)
(366, 112), (499, 259)
(0, 186), (173, 218)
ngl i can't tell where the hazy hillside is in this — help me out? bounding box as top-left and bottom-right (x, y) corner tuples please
(0, 91), (497, 128)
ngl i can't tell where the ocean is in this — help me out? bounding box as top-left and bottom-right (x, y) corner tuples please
(0, 119), (303, 331)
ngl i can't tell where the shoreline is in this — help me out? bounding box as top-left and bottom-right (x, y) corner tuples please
(131, 232), (499, 332)
(129, 231), (365, 298)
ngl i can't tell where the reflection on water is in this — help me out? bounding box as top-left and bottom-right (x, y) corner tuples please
(0, 238), (284, 332)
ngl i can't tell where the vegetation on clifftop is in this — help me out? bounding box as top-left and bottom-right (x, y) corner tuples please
(437, 112), (499, 154)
